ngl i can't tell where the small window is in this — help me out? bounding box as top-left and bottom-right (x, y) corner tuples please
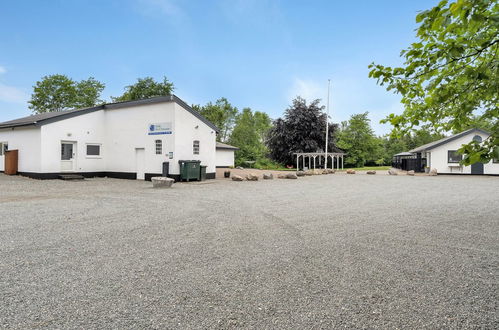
(193, 140), (200, 155)
(86, 144), (101, 157)
(155, 140), (162, 155)
(448, 150), (462, 163)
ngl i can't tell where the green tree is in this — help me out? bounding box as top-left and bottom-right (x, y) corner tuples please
(28, 74), (105, 113)
(112, 76), (174, 102)
(337, 112), (380, 167)
(194, 98), (238, 142)
(266, 97), (339, 166)
(369, 0), (499, 165)
(229, 108), (271, 166)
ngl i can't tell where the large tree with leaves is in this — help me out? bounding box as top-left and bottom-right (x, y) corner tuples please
(28, 75), (105, 113)
(193, 98), (238, 142)
(337, 112), (381, 167)
(229, 108), (271, 165)
(267, 97), (339, 166)
(369, 0), (499, 165)
(112, 76), (174, 102)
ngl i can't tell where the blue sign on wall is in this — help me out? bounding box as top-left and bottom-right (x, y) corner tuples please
(148, 122), (172, 135)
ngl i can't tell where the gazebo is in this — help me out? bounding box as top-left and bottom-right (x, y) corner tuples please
(294, 151), (345, 171)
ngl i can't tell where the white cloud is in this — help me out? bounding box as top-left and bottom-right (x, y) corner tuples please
(288, 78), (328, 103)
(0, 84), (29, 104)
(0, 66), (6, 74)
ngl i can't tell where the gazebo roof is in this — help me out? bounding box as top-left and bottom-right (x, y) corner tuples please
(393, 152), (414, 157)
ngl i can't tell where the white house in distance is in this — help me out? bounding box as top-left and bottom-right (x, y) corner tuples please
(404, 128), (498, 175)
(0, 95), (222, 180)
(215, 142), (238, 168)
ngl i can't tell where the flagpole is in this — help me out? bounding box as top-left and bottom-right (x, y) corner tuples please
(325, 79), (331, 169)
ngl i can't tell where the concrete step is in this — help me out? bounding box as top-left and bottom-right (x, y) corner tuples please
(59, 174), (85, 181)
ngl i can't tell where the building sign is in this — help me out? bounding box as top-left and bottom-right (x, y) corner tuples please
(148, 122), (172, 135)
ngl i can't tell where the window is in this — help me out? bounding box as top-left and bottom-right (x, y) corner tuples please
(86, 144), (101, 157)
(193, 140), (200, 155)
(0, 142), (7, 156)
(155, 140), (162, 155)
(448, 150), (462, 163)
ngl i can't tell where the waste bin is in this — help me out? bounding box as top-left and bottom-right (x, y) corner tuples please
(178, 160), (201, 181)
(162, 161), (169, 177)
(199, 165), (207, 181)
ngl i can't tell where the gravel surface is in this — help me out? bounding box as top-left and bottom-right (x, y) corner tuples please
(1, 173), (498, 329)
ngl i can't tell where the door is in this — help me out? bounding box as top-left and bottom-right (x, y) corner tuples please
(61, 142), (76, 172)
(471, 162), (484, 175)
(135, 148), (145, 180)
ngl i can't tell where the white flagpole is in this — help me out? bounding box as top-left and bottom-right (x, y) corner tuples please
(325, 79), (331, 169)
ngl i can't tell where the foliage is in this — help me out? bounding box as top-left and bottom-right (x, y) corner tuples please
(229, 108), (271, 166)
(28, 75), (105, 113)
(193, 98), (238, 142)
(112, 76), (174, 102)
(369, 0), (499, 165)
(337, 112), (381, 167)
(266, 97), (339, 166)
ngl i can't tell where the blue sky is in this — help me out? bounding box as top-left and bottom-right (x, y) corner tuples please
(0, 0), (437, 134)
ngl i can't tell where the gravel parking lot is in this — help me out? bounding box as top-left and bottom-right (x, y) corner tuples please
(1, 173), (498, 329)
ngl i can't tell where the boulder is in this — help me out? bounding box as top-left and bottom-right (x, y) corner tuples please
(313, 169), (322, 175)
(151, 177), (174, 188)
(304, 170), (314, 176)
(388, 168), (398, 175)
(366, 170), (376, 175)
(346, 169), (356, 174)
(232, 175), (244, 181)
(429, 168), (438, 176)
(263, 173), (273, 180)
(327, 169), (336, 174)
(277, 174), (286, 179)
(246, 173), (259, 181)
(407, 170), (415, 176)
(236, 166), (244, 170)
(296, 171), (305, 177)
(286, 173), (298, 179)
(322, 169), (329, 175)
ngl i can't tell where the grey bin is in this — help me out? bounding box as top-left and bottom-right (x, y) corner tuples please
(200, 165), (207, 181)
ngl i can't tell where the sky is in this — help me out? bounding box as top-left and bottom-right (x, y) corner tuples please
(0, 0), (438, 134)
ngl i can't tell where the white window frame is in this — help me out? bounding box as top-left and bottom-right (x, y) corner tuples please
(193, 140), (200, 155)
(86, 143), (102, 158)
(155, 139), (163, 155)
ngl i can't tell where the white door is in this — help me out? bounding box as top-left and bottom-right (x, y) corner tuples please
(135, 148), (145, 180)
(61, 142), (76, 172)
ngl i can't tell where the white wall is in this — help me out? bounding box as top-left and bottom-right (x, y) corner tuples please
(429, 131), (499, 174)
(40, 110), (106, 173)
(173, 103), (217, 174)
(104, 102), (175, 175)
(0, 127), (41, 172)
(216, 149), (235, 167)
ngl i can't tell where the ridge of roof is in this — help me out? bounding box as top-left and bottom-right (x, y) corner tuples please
(409, 128), (490, 153)
(0, 95), (219, 132)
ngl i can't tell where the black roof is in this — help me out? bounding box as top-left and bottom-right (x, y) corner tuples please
(409, 128), (490, 153)
(0, 95), (219, 132)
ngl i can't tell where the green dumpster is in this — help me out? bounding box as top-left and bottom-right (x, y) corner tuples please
(178, 160), (201, 181)
(199, 165), (207, 181)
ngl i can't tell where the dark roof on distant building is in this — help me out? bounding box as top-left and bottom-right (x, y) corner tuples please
(0, 95), (219, 132)
(409, 128), (490, 153)
(216, 142), (239, 150)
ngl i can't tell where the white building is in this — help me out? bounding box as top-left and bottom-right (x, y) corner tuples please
(0, 96), (220, 180)
(215, 142), (238, 168)
(409, 128), (499, 175)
